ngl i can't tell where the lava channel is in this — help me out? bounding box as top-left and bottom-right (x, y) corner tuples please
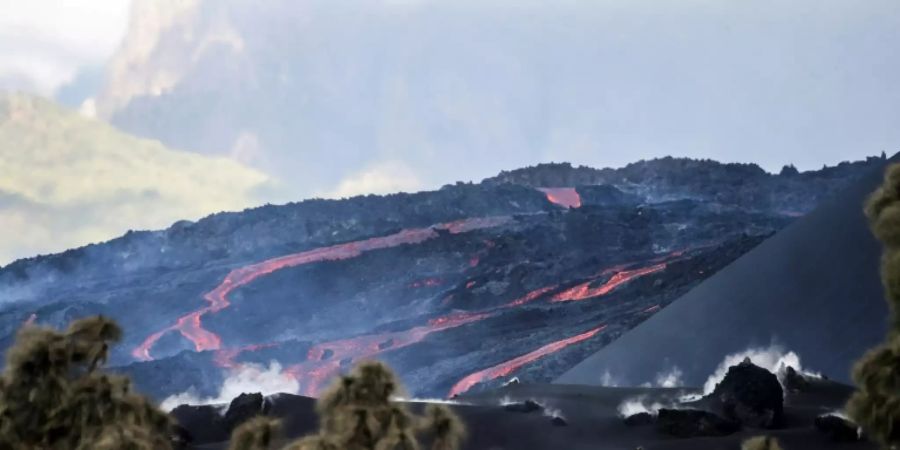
(132, 216), (512, 361)
(537, 187), (582, 208)
(281, 257), (676, 393)
(551, 263), (668, 303)
(286, 311), (492, 395)
(448, 325), (606, 397)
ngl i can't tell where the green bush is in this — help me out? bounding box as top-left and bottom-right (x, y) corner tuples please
(0, 316), (172, 449)
(284, 361), (466, 450)
(847, 163), (900, 448)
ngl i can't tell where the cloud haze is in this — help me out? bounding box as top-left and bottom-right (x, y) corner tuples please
(0, 93), (272, 265)
(0, 0), (131, 94)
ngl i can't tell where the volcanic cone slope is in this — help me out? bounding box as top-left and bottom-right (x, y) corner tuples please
(556, 154), (899, 387)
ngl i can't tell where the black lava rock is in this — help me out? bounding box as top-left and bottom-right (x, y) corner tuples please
(782, 366), (811, 393)
(504, 399), (543, 413)
(223, 392), (268, 432)
(656, 409), (740, 438)
(815, 414), (861, 442)
(707, 358), (784, 428)
(624, 412), (655, 427)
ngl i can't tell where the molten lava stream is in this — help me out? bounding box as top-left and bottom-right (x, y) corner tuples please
(537, 187), (582, 208)
(132, 216), (512, 361)
(551, 263), (668, 303)
(448, 325), (606, 398)
(286, 311), (493, 396)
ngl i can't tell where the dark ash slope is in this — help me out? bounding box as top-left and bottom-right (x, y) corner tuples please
(556, 155), (897, 387)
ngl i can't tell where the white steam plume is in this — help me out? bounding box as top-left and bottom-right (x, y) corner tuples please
(160, 362), (299, 411)
(701, 345), (820, 395)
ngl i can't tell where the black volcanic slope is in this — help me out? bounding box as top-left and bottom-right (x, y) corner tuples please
(556, 156), (896, 387)
(174, 380), (875, 450)
(0, 157), (886, 401)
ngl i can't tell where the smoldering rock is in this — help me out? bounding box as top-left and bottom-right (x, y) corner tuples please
(706, 358), (783, 428)
(624, 412), (655, 427)
(503, 399), (543, 413)
(814, 415), (862, 442)
(223, 392), (269, 433)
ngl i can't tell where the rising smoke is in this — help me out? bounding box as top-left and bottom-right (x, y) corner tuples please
(160, 362), (299, 411)
(700, 345), (819, 395)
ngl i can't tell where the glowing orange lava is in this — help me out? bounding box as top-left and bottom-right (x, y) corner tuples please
(551, 263), (668, 303)
(537, 188), (582, 208)
(133, 216), (512, 361)
(505, 285), (559, 307)
(448, 325), (606, 397)
(288, 311), (492, 395)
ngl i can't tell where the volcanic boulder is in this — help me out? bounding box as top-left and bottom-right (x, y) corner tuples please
(815, 415), (861, 442)
(781, 366), (811, 393)
(707, 358), (784, 428)
(550, 416), (568, 427)
(223, 392), (269, 433)
(656, 409), (740, 437)
(624, 412), (655, 427)
(503, 399), (543, 413)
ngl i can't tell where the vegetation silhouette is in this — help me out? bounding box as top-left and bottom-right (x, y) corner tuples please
(847, 163), (900, 448)
(741, 435), (784, 450)
(0, 316), (172, 449)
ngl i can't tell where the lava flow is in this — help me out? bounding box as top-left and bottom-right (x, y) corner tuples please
(280, 256), (679, 394)
(132, 216), (512, 361)
(538, 187), (582, 209)
(448, 325), (606, 397)
(287, 311), (492, 395)
(551, 263), (668, 302)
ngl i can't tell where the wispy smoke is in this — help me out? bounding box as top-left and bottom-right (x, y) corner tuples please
(639, 366), (684, 388)
(160, 362), (298, 411)
(617, 396), (670, 417)
(599, 370), (620, 387)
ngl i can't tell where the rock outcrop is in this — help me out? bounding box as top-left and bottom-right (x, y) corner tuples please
(706, 358), (784, 428)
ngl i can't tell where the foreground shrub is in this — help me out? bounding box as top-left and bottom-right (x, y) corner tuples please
(284, 361), (465, 450)
(0, 316), (172, 449)
(847, 163), (900, 448)
(741, 435), (783, 450)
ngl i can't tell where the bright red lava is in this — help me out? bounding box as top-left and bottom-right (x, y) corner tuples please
(287, 311), (492, 395)
(551, 263), (668, 303)
(447, 325), (606, 398)
(537, 188), (582, 209)
(133, 210), (687, 398)
(132, 216), (512, 361)
(506, 286), (558, 307)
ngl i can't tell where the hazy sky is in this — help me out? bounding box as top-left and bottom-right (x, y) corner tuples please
(0, 0), (129, 94)
(1, 0), (900, 263)
(3, 0), (899, 174)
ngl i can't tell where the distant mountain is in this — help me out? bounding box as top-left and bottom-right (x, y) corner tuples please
(556, 154), (897, 386)
(0, 92), (271, 265)
(91, 0), (890, 199)
(0, 155), (884, 401)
